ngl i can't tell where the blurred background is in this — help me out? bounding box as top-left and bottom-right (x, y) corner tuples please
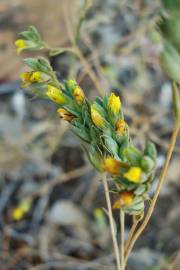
(0, 0), (179, 269)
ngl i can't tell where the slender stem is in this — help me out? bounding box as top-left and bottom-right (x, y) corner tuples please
(124, 219), (139, 255)
(125, 122), (180, 265)
(102, 173), (121, 270)
(120, 210), (125, 270)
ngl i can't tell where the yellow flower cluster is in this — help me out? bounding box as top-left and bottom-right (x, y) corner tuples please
(16, 27), (157, 215)
(20, 71), (42, 86)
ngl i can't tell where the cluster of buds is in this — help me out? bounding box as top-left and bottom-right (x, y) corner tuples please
(18, 55), (157, 216)
(16, 25), (157, 216)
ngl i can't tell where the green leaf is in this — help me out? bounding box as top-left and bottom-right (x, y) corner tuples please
(103, 135), (119, 157)
(24, 58), (39, 70)
(123, 146), (142, 166)
(82, 145), (102, 171)
(144, 141), (157, 163)
(141, 156), (155, 172)
(134, 185), (146, 195)
(71, 125), (90, 143)
(21, 25), (41, 43)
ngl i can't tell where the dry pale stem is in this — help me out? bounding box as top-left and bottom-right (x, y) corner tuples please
(125, 122), (180, 264)
(124, 219), (139, 256)
(120, 209), (125, 270)
(102, 173), (121, 270)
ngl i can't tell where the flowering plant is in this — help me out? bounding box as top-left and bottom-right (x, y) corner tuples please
(15, 0), (180, 268)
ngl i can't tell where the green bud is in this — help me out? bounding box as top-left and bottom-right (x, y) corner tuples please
(24, 57), (53, 73)
(141, 156), (155, 172)
(123, 146), (142, 166)
(66, 79), (77, 93)
(103, 135), (119, 158)
(144, 141), (157, 162)
(20, 25), (41, 43)
(160, 42), (180, 83)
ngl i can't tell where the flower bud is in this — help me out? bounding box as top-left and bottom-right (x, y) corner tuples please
(141, 156), (155, 172)
(57, 108), (74, 121)
(123, 146), (142, 166)
(73, 86), (85, 103)
(116, 119), (126, 135)
(108, 93), (121, 114)
(113, 191), (134, 209)
(66, 79), (77, 92)
(21, 71), (42, 82)
(15, 39), (27, 54)
(91, 105), (105, 128)
(124, 167), (142, 183)
(47, 85), (66, 104)
(103, 157), (121, 174)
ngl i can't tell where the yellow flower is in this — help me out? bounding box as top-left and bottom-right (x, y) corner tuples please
(15, 39), (27, 54)
(47, 85), (66, 104)
(73, 86), (85, 103)
(12, 199), (32, 221)
(29, 71), (41, 82)
(57, 108), (74, 121)
(116, 119), (126, 135)
(108, 93), (121, 114)
(91, 106), (105, 128)
(20, 71), (42, 84)
(103, 157), (121, 174)
(124, 167), (142, 183)
(113, 191), (134, 209)
(12, 207), (24, 221)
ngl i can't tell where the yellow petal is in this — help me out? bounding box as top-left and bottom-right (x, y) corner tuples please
(15, 39), (27, 54)
(108, 93), (121, 114)
(47, 85), (66, 104)
(20, 72), (31, 82)
(124, 167), (142, 183)
(91, 106), (105, 128)
(113, 191), (134, 209)
(57, 108), (74, 121)
(103, 157), (121, 174)
(29, 71), (41, 82)
(73, 86), (85, 103)
(12, 208), (24, 221)
(116, 119), (126, 135)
